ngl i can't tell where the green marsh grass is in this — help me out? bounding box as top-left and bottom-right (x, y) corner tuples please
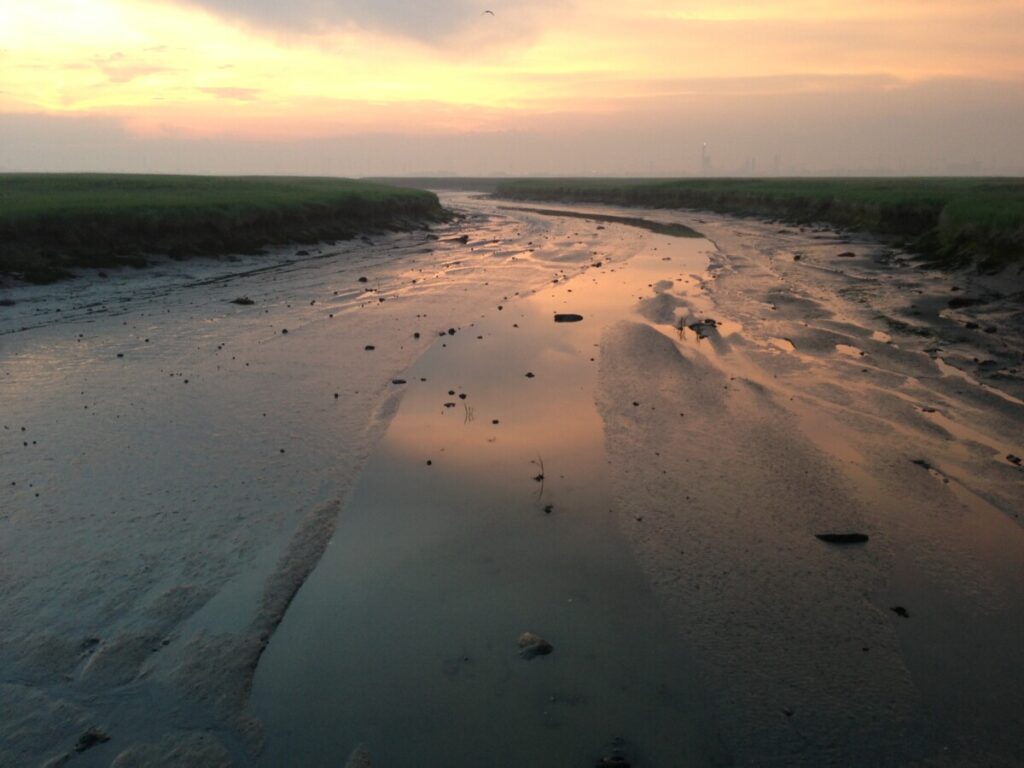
(0, 174), (444, 283)
(496, 177), (1024, 270)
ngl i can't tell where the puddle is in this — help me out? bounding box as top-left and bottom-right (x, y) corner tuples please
(253, 223), (727, 766)
(836, 343), (865, 358)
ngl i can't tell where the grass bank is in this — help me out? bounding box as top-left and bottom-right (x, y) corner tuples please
(0, 174), (446, 283)
(496, 178), (1024, 271)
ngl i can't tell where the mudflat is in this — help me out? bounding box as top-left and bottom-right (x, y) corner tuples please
(1, 192), (1021, 767)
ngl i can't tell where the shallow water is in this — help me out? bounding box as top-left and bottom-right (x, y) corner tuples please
(2, 192), (1022, 767)
(254, 195), (1024, 767)
(253, 221), (729, 766)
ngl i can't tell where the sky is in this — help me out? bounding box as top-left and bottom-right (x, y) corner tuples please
(1, 0), (1022, 176)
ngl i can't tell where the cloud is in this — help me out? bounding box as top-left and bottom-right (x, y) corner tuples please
(93, 53), (170, 84)
(4, 77), (1022, 177)
(176, 0), (554, 45)
(198, 87), (263, 101)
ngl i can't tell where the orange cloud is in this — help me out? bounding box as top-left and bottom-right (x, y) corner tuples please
(0, 0), (1020, 142)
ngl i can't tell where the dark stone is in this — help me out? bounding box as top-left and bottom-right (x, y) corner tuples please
(281, 329), (288, 334)
(837, 251), (856, 258)
(525, 372), (535, 378)
(392, 379), (407, 385)
(554, 314), (584, 323)
(1007, 454), (1022, 466)
(364, 345), (375, 351)
(912, 459), (932, 470)
(296, 249), (310, 256)
(518, 632), (553, 659)
(947, 297), (983, 309)
(230, 297), (255, 305)
(816, 533), (869, 544)
(358, 276), (368, 283)
(891, 606), (910, 618)
(75, 729), (110, 753)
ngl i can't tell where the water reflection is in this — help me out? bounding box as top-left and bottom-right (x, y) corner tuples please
(253, 222), (727, 766)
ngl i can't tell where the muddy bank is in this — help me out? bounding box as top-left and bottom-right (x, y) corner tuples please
(2, 192), (1021, 766)
(0, 174), (447, 284)
(0, 201), (601, 766)
(496, 178), (1024, 271)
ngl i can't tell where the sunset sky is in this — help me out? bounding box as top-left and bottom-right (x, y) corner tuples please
(1, 0), (1022, 175)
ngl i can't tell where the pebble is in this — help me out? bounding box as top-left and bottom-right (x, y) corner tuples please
(815, 533), (869, 544)
(518, 632), (553, 660)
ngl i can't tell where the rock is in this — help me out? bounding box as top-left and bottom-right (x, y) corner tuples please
(688, 322), (717, 339)
(912, 459), (932, 470)
(75, 729), (110, 753)
(345, 745), (373, 768)
(364, 345), (375, 351)
(358, 276), (368, 283)
(947, 296), (984, 309)
(554, 314), (584, 323)
(596, 737), (631, 767)
(525, 372), (535, 378)
(392, 379), (407, 385)
(1007, 454), (1022, 466)
(518, 632), (553, 660)
(229, 297), (255, 305)
(837, 251), (856, 258)
(891, 606), (910, 618)
(815, 533), (869, 544)
(296, 249), (310, 256)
